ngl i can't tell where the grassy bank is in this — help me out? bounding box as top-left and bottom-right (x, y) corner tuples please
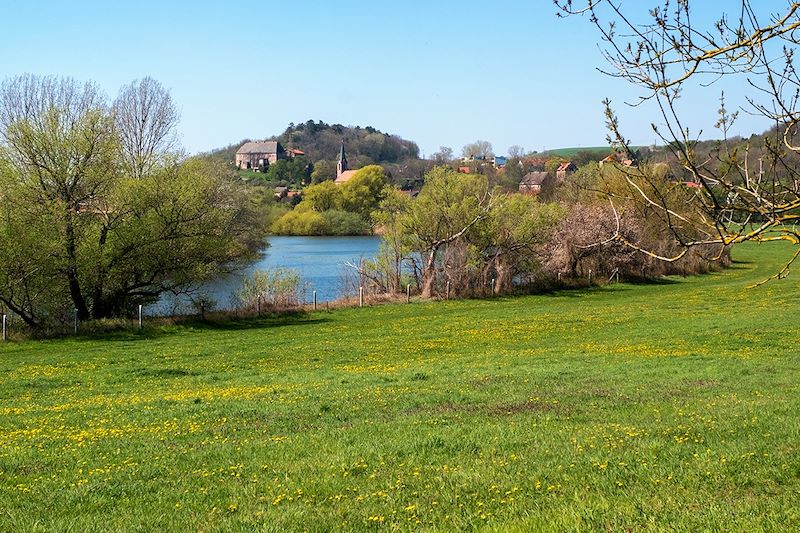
(1, 242), (799, 531)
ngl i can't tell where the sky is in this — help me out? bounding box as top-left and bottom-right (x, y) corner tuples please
(0, 0), (787, 157)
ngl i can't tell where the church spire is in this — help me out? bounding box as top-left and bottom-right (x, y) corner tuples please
(337, 139), (348, 178)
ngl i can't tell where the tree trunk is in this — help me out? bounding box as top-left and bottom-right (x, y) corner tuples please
(64, 210), (90, 320)
(421, 247), (439, 298)
(495, 257), (512, 293)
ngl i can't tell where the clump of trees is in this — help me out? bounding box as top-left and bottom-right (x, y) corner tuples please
(355, 167), (565, 298)
(0, 75), (264, 328)
(270, 165), (388, 236)
(355, 161), (729, 300)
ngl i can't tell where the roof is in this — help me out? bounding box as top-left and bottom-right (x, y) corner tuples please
(520, 172), (548, 186)
(236, 141), (281, 155)
(557, 161), (575, 172)
(335, 170), (358, 184)
(289, 148), (305, 156)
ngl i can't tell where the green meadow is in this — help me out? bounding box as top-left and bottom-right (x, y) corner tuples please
(1, 242), (799, 531)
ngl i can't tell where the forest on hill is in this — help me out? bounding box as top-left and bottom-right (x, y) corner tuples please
(206, 120), (429, 187)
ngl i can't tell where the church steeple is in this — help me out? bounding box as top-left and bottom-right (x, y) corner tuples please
(337, 139), (348, 178)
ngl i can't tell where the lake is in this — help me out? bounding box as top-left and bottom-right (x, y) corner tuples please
(154, 235), (382, 314)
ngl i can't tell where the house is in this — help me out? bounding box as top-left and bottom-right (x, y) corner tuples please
(519, 171), (549, 195)
(556, 161), (577, 180)
(493, 156), (508, 169)
(334, 140), (359, 184)
(599, 152), (637, 168)
(235, 141), (287, 171)
(274, 186), (289, 199)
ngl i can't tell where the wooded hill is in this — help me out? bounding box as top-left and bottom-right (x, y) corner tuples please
(205, 120), (425, 185)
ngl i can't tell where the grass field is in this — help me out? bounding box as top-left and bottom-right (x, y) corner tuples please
(1, 242), (799, 531)
(543, 146), (648, 158)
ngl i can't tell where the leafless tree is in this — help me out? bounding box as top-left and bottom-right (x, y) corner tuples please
(113, 77), (179, 179)
(555, 0), (800, 284)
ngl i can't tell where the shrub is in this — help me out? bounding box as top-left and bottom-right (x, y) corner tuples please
(320, 210), (372, 235)
(235, 268), (304, 311)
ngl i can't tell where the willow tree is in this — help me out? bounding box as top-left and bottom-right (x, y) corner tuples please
(0, 75), (261, 326)
(401, 167), (496, 298)
(556, 1), (800, 283)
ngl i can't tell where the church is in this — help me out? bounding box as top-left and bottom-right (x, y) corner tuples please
(334, 141), (358, 184)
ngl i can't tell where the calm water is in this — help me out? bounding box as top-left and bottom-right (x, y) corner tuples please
(154, 236), (381, 314)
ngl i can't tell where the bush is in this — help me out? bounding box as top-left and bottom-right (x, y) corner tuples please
(320, 210), (372, 235)
(235, 268), (304, 311)
(270, 208), (371, 235)
(270, 210), (327, 235)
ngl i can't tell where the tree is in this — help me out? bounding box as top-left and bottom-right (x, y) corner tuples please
(303, 180), (343, 211)
(431, 146), (454, 163)
(266, 156), (312, 185)
(507, 145), (525, 159)
(556, 1), (800, 282)
(0, 75), (262, 326)
(0, 75), (117, 321)
(400, 168), (496, 297)
(478, 195), (564, 291)
(310, 159), (337, 183)
(114, 77), (179, 180)
(461, 140), (494, 159)
(339, 165), (388, 218)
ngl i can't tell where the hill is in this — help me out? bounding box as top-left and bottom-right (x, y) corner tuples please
(1, 241), (799, 530)
(204, 120), (424, 185)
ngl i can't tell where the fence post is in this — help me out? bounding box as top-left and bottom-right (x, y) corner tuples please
(2, 314), (6, 342)
(256, 296), (261, 316)
(138, 304), (143, 329)
(491, 278), (496, 296)
(406, 284), (411, 303)
(446, 281), (450, 300)
(557, 272), (562, 283)
(74, 309), (79, 335)
(588, 269), (593, 284)
(359, 286), (364, 308)
(313, 290), (317, 311)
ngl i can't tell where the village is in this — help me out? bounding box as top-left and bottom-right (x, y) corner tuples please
(232, 135), (651, 204)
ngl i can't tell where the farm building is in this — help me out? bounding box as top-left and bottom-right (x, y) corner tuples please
(556, 161), (577, 180)
(235, 141), (287, 171)
(519, 171), (548, 195)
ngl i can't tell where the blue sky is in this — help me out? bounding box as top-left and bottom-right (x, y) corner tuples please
(0, 1), (784, 156)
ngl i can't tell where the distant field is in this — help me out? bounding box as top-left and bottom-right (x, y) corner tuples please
(544, 146), (648, 158)
(1, 242), (799, 531)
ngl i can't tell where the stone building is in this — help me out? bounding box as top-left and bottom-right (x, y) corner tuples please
(235, 141), (287, 171)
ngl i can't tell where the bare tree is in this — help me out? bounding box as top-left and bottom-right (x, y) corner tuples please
(508, 145), (525, 159)
(461, 140), (494, 160)
(114, 77), (179, 179)
(555, 1), (800, 283)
